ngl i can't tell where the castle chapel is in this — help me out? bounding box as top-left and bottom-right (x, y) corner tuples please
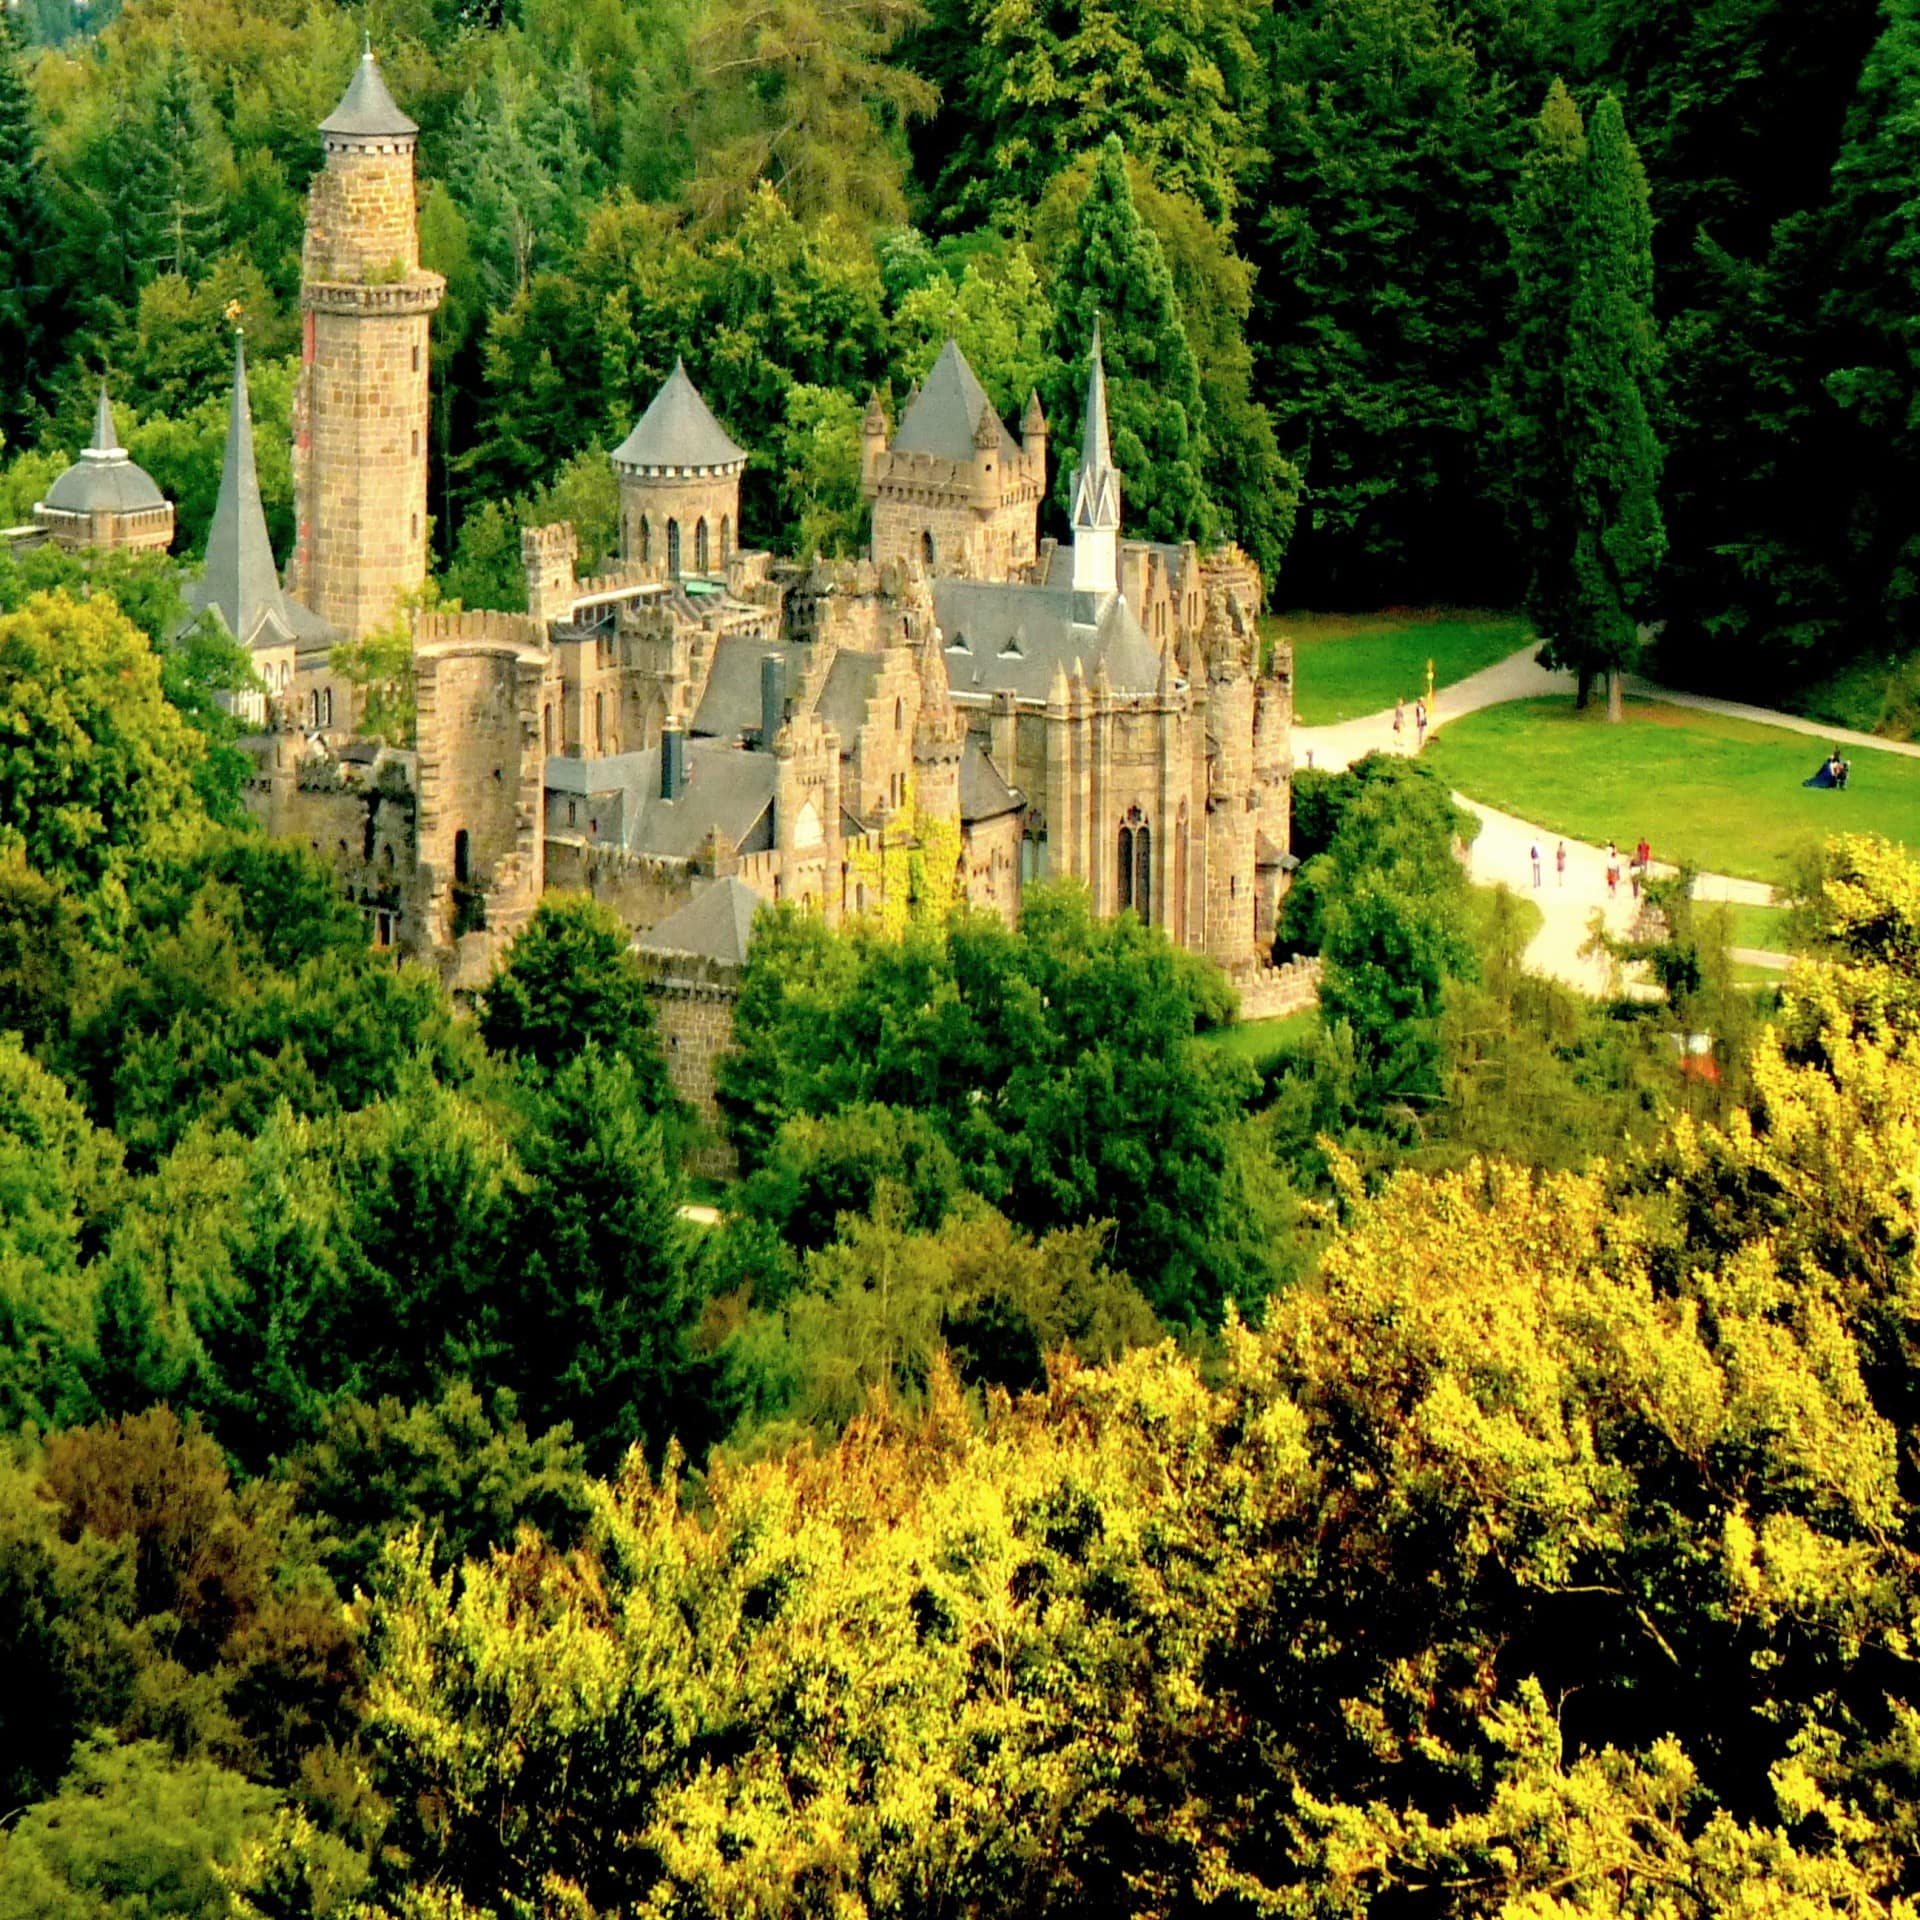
(31, 49), (1303, 1046)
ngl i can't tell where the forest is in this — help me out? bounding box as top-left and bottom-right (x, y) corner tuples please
(3, 0), (1920, 1911)
(0, 0), (1917, 698)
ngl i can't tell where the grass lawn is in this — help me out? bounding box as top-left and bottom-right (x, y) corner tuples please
(1267, 608), (1531, 726)
(1424, 697), (1920, 886)
(1200, 1008), (1317, 1071)
(1711, 901), (1792, 953)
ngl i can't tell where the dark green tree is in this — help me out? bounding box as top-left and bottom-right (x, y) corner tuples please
(1566, 94), (1664, 719)
(0, 18), (59, 445)
(479, 892), (677, 1113)
(119, 42), (229, 286)
(1501, 80), (1589, 676)
(1047, 136), (1215, 548)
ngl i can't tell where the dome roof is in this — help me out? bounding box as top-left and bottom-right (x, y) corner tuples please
(612, 360), (747, 473)
(40, 387), (168, 517)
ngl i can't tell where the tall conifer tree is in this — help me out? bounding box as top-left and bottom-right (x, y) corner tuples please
(1501, 80), (1588, 677)
(0, 18), (58, 444)
(120, 42), (228, 286)
(1568, 94), (1664, 719)
(1048, 135), (1215, 548)
(1506, 86), (1664, 715)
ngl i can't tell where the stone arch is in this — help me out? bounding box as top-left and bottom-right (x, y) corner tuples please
(695, 517), (710, 572)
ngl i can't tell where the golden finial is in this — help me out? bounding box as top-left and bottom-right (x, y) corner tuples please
(224, 298), (246, 329)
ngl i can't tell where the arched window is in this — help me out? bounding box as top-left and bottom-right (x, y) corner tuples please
(1118, 820), (1134, 912)
(322, 687), (333, 728)
(453, 829), (470, 885)
(721, 515), (732, 563)
(308, 690), (320, 729)
(1174, 801), (1189, 944)
(667, 519), (682, 577)
(640, 517), (652, 565)
(543, 704), (554, 756)
(594, 690), (605, 752)
(695, 517), (710, 572)
(894, 696), (904, 732)
(1135, 821), (1152, 925)
(921, 530), (935, 569)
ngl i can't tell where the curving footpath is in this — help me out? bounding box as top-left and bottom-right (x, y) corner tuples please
(1288, 645), (1856, 995)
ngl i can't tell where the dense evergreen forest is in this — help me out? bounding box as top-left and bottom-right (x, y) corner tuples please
(1, 0), (1917, 694)
(3, 0), (1920, 1911)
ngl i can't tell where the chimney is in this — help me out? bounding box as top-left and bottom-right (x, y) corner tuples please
(660, 717), (687, 800)
(760, 653), (785, 750)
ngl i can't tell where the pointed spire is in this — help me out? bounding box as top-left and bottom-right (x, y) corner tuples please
(1070, 315), (1121, 539)
(88, 383), (124, 459)
(1022, 389), (1046, 436)
(198, 334), (291, 649)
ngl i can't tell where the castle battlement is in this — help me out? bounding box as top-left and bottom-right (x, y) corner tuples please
(415, 609), (547, 658)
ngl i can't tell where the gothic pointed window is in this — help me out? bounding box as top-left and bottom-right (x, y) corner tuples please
(640, 518), (652, 565)
(1135, 821), (1151, 924)
(454, 829), (470, 885)
(1118, 820), (1134, 912)
(696, 517), (710, 572)
(668, 519), (682, 577)
(922, 530), (935, 569)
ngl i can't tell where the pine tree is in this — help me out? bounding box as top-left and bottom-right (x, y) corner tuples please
(1501, 81), (1589, 683)
(0, 19), (58, 443)
(1566, 94), (1664, 719)
(1048, 135), (1216, 548)
(119, 42), (227, 287)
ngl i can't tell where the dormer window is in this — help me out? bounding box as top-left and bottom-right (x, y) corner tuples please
(999, 627), (1025, 658)
(947, 631), (969, 653)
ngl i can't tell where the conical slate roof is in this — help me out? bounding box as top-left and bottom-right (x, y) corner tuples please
(40, 384), (168, 516)
(612, 360), (747, 473)
(1070, 317), (1121, 531)
(188, 338), (292, 648)
(893, 338), (1020, 464)
(320, 44), (417, 139)
(635, 875), (761, 966)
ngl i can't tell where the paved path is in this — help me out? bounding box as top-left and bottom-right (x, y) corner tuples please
(1293, 645), (1786, 995)
(1625, 678), (1920, 760)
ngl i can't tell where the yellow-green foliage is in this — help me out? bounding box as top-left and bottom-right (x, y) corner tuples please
(844, 775), (961, 934)
(350, 833), (1920, 1917)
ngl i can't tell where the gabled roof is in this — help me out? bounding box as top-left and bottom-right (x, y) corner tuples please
(546, 743), (776, 861)
(635, 876), (761, 967)
(932, 578), (1161, 703)
(690, 634), (798, 739)
(814, 649), (887, 748)
(893, 338), (1021, 464)
(959, 738), (1023, 823)
(612, 360), (747, 473)
(39, 384), (168, 517)
(320, 46), (417, 139)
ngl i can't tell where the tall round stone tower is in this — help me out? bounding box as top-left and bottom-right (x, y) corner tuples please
(288, 43), (443, 640)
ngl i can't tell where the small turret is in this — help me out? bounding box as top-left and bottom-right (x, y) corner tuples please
(861, 390), (889, 493)
(1021, 388), (1048, 486)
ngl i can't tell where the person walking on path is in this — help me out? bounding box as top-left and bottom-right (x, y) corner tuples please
(1531, 843), (1543, 887)
(1635, 835), (1650, 873)
(1415, 698), (1428, 750)
(1393, 697), (1405, 751)
(1556, 841), (1567, 885)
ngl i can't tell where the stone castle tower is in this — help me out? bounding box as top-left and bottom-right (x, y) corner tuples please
(288, 43), (443, 639)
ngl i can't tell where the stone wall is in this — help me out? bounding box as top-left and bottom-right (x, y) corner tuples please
(638, 955), (743, 1177)
(619, 471), (743, 577)
(547, 837), (702, 929)
(303, 145), (419, 280)
(1230, 954), (1322, 1021)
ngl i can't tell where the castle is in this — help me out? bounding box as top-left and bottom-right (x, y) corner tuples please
(29, 49), (1308, 1128)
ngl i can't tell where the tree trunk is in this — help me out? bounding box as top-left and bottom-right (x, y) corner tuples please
(1575, 665), (1593, 710)
(1607, 666), (1624, 722)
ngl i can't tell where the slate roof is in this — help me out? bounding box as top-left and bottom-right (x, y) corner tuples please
(635, 876), (762, 966)
(933, 579), (1161, 702)
(546, 743), (775, 861)
(320, 46), (417, 138)
(893, 339), (1021, 464)
(690, 635), (796, 739)
(183, 339), (333, 651)
(40, 386), (168, 517)
(959, 738), (1023, 823)
(814, 649), (887, 747)
(612, 360), (747, 473)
